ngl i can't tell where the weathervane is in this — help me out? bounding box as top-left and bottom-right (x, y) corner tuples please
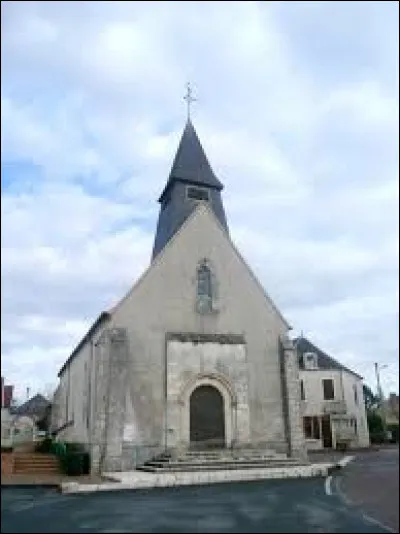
(183, 82), (196, 119)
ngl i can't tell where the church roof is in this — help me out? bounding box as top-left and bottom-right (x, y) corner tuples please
(58, 311), (110, 377)
(12, 393), (50, 419)
(294, 336), (363, 379)
(158, 119), (223, 202)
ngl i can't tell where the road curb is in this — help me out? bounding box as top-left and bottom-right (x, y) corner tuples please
(60, 463), (335, 494)
(1, 484), (60, 489)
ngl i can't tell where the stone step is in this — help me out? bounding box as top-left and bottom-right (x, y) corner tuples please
(14, 454), (58, 462)
(14, 466), (60, 473)
(13, 453), (61, 474)
(182, 449), (284, 456)
(15, 459), (59, 466)
(176, 453), (287, 461)
(15, 456), (59, 463)
(157, 455), (298, 464)
(137, 460), (307, 473)
(145, 458), (302, 469)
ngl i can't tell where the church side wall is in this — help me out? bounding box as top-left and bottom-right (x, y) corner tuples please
(110, 207), (291, 468)
(54, 325), (108, 449)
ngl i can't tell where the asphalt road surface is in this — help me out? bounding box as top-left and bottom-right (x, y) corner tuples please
(1, 475), (393, 533)
(334, 446), (399, 533)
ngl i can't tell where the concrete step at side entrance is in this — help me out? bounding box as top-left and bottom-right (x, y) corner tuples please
(13, 453), (61, 475)
(137, 448), (306, 474)
(144, 459), (304, 469)
(137, 461), (307, 473)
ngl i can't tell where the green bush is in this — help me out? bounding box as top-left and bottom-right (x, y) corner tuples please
(65, 442), (87, 454)
(370, 431), (386, 444)
(367, 411), (384, 434)
(34, 437), (53, 453)
(64, 452), (84, 475)
(1, 446), (13, 453)
(53, 442), (90, 476)
(387, 424), (399, 443)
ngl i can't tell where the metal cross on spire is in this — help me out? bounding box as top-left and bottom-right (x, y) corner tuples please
(183, 82), (196, 119)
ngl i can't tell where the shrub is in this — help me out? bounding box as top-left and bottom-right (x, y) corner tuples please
(54, 442), (90, 476)
(370, 431), (386, 444)
(1, 446), (13, 453)
(367, 411), (384, 434)
(387, 423), (399, 443)
(65, 442), (87, 454)
(34, 437), (53, 453)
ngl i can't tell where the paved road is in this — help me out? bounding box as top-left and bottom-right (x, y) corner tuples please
(1, 476), (391, 533)
(334, 447), (399, 533)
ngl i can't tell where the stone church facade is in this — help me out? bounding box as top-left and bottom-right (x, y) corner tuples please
(52, 119), (306, 473)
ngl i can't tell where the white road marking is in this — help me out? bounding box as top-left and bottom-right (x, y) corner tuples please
(337, 455), (355, 468)
(335, 471), (397, 533)
(324, 475), (333, 495)
(362, 513), (397, 533)
(335, 476), (354, 506)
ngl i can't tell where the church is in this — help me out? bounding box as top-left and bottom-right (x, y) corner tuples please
(52, 113), (306, 473)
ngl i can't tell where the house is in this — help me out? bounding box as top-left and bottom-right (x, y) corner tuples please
(384, 393), (399, 424)
(1, 393), (51, 449)
(295, 336), (370, 450)
(1, 377), (14, 409)
(12, 393), (51, 428)
(51, 117), (306, 474)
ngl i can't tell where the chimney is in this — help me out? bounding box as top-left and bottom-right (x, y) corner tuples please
(1, 376), (4, 408)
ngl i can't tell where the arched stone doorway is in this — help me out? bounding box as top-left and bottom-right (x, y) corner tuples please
(189, 385), (225, 449)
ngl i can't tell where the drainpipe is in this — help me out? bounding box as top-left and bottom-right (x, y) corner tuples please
(66, 366), (71, 423)
(98, 331), (112, 475)
(88, 339), (94, 445)
(164, 333), (168, 454)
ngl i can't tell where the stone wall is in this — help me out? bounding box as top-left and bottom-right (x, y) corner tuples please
(165, 337), (250, 451)
(1, 453), (14, 475)
(110, 205), (290, 458)
(281, 335), (307, 460)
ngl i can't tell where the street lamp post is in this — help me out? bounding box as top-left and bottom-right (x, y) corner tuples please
(374, 362), (388, 440)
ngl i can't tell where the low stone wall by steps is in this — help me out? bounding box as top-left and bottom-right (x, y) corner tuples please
(1, 453), (15, 475)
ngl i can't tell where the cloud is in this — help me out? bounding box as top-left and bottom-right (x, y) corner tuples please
(1, 1), (398, 400)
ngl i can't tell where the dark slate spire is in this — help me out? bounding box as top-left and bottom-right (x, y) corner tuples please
(152, 119), (229, 260)
(159, 119), (223, 202)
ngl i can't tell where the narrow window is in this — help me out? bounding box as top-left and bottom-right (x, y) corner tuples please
(303, 417), (312, 439)
(312, 417), (321, 439)
(323, 379), (335, 400)
(353, 384), (358, 405)
(196, 261), (213, 313)
(300, 380), (305, 401)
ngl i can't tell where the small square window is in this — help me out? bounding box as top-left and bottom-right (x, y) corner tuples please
(187, 186), (209, 202)
(303, 352), (318, 370)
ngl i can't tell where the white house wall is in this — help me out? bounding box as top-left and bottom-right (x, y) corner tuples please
(300, 368), (370, 449)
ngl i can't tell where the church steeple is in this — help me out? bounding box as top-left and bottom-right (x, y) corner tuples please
(159, 118), (224, 202)
(152, 118), (229, 261)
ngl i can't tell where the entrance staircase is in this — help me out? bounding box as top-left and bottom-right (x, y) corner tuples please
(136, 449), (308, 473)
(13, 453), (61, 475)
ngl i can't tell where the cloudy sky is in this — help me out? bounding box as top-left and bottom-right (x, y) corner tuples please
(1, 1), (399, 401)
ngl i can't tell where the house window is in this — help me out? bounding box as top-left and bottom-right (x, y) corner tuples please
(303, 416), (320, 439)
(303, 352), (318, 370)
(353, 384), (358, 405)
(196, 261), (213, 313)
(187, 186), (210, 202)
(300, 380), (305, 401)
(323, 379), (335, 400)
